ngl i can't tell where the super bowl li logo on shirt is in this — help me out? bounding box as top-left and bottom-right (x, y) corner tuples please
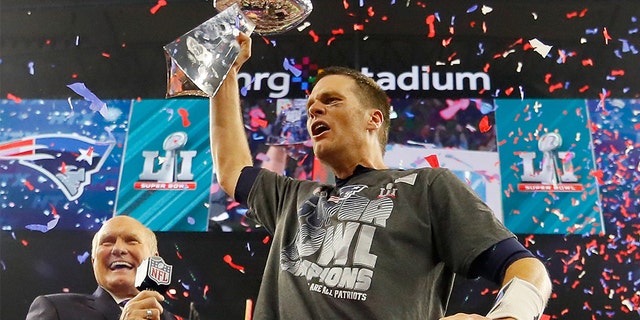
(134, 131), (197, 190)
(516, 132), (584, 192)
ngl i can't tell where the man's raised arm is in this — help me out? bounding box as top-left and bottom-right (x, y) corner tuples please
(209, 33), (254, 198)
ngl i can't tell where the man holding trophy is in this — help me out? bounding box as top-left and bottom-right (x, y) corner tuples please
(168, 1), (552, 319)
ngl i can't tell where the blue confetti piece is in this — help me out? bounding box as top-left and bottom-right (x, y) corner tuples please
(25, 217), (60, 233)
(479, 102), (496, 114)
(283, 58), (302, 77)
(67, 82), (109, 118)
(25, 224), (49, 232)
(77, 251), (90, 264)
(585, 28), (598, 34)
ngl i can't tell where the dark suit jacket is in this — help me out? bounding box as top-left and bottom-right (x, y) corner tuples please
(25, 286), (177, 320)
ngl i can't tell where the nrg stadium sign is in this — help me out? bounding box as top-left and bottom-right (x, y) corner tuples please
(237, 65), (491, 98)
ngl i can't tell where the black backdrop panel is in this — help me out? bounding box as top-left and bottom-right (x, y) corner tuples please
(2, 0), (639, 99)
(3, 231), (640, 319)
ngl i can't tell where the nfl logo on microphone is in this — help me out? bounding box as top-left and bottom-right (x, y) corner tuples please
(148, 256), (172, 285)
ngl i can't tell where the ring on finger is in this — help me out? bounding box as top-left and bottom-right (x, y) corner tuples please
(145, 309), (153, 319)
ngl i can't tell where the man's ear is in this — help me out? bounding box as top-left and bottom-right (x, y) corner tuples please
(367, 109), (384, 130)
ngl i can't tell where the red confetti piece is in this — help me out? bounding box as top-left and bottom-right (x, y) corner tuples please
(509, 38), (523, 48)
(178, 108), (191, 127)
(566, 9), (587, 19)
(582, 59), (594, 66)
(203, 284), (209, 297)
(227, 201), (241, 210)
(101, 52), (111, 58)
(479, 115), (492, 133)
(223, 254), (245, 273)
(262, 235), (271, 244)
(23, 180), (35, 191)
(7, 93), (22, 103)
(566, 11), (579, 19)
(602, 27), (612, 44)
(610, 70), (625, 76)
(367, 6), (374, 17)
(549, 83), (563, 92)
(50, 203), (58, 218)
(425, 15), (436, 38)
(424, 154), (440, 168)
(150, 0), (167, 14)
(504, 87), (514, 96)
(308, 30), (320, 42)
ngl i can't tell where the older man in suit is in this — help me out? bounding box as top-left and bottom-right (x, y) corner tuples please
(26, 215), (177, 320)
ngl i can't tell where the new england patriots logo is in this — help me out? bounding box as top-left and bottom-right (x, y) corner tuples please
(0, 134), (115, 201)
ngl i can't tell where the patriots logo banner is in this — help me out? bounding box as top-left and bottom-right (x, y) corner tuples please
(0, 134), (115, 201)
(0, 99), (130, 231)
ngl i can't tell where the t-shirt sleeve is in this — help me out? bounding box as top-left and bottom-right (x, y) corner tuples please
(234, 166), (261, 206)
(427, 168), (515, 277)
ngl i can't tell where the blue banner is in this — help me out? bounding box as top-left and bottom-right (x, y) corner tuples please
(115, 99), (211, 231)
(0, 99), (130, 231)
(495, 99), (603, 234)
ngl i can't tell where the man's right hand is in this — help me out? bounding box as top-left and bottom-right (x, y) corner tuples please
(231, 32), (252, 74)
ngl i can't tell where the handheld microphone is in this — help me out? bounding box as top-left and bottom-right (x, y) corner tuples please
(135, 256), (173, 294)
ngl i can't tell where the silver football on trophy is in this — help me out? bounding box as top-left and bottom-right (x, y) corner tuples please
(214, 0), (313, 36)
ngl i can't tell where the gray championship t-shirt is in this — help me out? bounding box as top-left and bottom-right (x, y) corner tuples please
(241, 166), (514, 319)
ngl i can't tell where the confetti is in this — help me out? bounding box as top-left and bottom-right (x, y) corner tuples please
(223, 254), (245, 273)
(66, 83), (109, 118)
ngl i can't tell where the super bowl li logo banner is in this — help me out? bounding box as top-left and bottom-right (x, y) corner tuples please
(494, 99), (604, 235)
(115, 99), (211, 231)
